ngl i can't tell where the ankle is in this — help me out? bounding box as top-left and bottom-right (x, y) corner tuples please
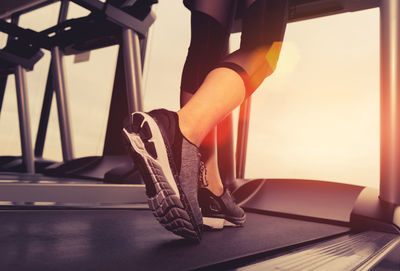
(177, 111), (201, 147)
(203, 183), (224, 197)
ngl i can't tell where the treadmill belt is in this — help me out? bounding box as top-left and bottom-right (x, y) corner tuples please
(0, 210), (349, 270)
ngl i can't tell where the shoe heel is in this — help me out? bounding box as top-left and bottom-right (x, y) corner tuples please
(131, 113), (145, 133)
(134, 117), (157, 159)
(139, 122), (152, 141)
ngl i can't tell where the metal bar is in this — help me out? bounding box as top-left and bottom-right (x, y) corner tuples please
(236, 97), (252, 179)
(217, 113), (236, 190)
(52, 46), (73, 161)
(140, 34), (148, 70)
(71, 0), (155, 37)
(57, 0), (69, 24)
(122, 28), (143, 113)
(0, 74), (7, 114)
(51, 1), (73, 161)
(0, 0), (56, 20)
(11, 15), (35, 174)
(0, 13), (16, 116)
(288, 0), (379, 23)
(0, 20), (50, 50)
(15, 65), (35, 174)
(0, 18), (15, 115)
(0, 183), (146, 204)
(102, 48), (129, 155)
(380, 0), (400, 205)
(217, 37), (237, 191)
(34, 65), (53, 158)
(34, 1), (69, 158)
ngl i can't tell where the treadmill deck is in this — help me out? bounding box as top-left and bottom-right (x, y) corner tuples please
(0, 209), (349, 270)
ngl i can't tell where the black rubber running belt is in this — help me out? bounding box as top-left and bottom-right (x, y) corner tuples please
(0, 210), (349, 271)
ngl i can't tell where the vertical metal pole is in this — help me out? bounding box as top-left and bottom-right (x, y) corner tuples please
(122, 29), (143, 113)
(0, 14), (18, 116)
(52, 0), (73, 161)
(10, 15), (35, 174)
(103, 47), (130, 155)
(34, 66), (53, 158)
(217, 114), (236, 190)
(236, 97), (252, 179)
(0, 75), (7, 114)
(15, 66), (35, 174)
(52, 47), (73, 161)
(140, 35), (148, 70)
(380, 0), (400, 205)
(217, 39), (237, 191)
(57, 0), (69, 24)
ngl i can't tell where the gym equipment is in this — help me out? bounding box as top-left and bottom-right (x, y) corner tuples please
(0, 0), (399, 270)
(0, 0), (155, 181)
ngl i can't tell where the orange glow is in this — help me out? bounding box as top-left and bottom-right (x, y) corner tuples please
(265, 41), (283, 72)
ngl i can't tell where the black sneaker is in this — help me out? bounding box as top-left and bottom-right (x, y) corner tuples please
(122, 109), (203, 241)
(198, 188), (246, 230)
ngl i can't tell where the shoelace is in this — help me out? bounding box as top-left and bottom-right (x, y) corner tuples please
(199, 160), (209, 187)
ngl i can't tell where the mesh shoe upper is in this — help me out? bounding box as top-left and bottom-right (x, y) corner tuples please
(123, 108), (204, 240)
(148, 109), (204, 233)
(198, 188), (246, 225)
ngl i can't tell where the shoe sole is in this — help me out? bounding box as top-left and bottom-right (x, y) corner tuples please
(203, 217), (237, 230)
(203, 214), (246, 230)
(123, 112), (201, 241)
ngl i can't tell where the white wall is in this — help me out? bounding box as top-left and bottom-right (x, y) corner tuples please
(0, 1), (380, 188)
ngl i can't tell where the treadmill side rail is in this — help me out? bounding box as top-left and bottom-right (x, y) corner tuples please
(238, 179), (365, 223)
(350, 187), (400, 233)
(237, 179), (400, 233)
(0, 182), (147, 205)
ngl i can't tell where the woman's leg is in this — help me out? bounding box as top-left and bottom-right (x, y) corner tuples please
(182, 92), (224, 196)
(180, 11), (232, 196)
(179, 68), (245, 146)
(123, 0), (288, 239)
(179, 0), (288, 147)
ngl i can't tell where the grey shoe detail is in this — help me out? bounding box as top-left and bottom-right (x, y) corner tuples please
(179, 138), (203, 230)
(199, 188), (246, 228)
(123, 111), (202, 241)
(123, 112), (179, 197)
(222, 191), (246, 226)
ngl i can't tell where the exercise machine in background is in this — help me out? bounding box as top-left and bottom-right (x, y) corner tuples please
(0, 0), (399, 270)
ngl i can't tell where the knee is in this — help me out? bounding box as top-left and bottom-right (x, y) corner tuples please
(215, 41), (284, 97)
(243, 42), (284, 94)
(257, 41), (283, 77)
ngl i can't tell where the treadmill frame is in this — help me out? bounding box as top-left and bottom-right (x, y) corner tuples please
(233, 0), (400, 233)
(1, 0), (399, 232)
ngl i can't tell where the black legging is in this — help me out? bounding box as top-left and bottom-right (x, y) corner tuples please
(181, 0), (288, 98)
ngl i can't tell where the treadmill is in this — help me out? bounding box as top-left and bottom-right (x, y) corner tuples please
(0, 0), (399, 270)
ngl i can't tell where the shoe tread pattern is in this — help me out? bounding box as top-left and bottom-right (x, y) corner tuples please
(123, 113), (200, 241)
